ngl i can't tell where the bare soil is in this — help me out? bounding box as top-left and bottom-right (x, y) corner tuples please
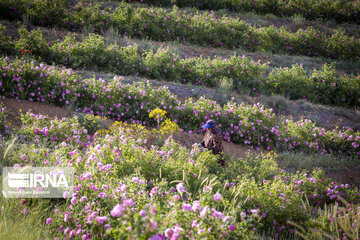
(326, 169), (360, 186)
(2, 98), (71, 127)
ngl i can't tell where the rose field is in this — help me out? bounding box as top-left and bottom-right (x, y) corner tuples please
(0, 1), (360, 240)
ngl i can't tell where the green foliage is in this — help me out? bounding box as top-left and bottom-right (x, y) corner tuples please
(1, 113), (357, 239)
(1, 1), (360, 60)
(129, 0), (360, 24)
(18, 112), (89, 149)
(9, 27), (360, 107)
(2, 57), (360, 157)
(0, 24), (14, 54)
(78, 114), (107, 135)
(266, 64), (360, 107)
(291, 201), (360, 240)
(0, 104), (7, 134)
(51, 33), (141, 74)
(0, 0), (67, 26)
(0, 189), (53, 239)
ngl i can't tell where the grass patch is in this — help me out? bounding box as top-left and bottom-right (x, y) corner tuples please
(0, 177), (54, 239)
(276, 151), (360, 171)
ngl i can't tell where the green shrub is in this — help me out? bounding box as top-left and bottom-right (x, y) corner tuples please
(2, 1), (360, 60)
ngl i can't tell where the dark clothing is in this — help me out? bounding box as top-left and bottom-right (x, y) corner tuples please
(201, 127), (225, 166)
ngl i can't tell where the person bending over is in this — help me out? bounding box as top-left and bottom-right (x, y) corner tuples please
(198, 120), (225, 167)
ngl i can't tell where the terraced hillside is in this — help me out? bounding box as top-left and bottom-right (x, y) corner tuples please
(0, 1), (359, 239)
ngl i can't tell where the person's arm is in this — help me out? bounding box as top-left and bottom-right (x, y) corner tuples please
(196, 141), (205, 148)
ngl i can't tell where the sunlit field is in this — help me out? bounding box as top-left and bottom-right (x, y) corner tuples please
(0, 0), (359, 239)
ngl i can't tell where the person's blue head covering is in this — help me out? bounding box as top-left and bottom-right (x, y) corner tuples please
(201, 120), (216, 129)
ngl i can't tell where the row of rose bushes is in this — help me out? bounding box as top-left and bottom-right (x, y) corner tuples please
(3, 26), (360, 108)
(1, 57), (359, 157)
(1, 1), (359, 60)
(2, 112), (359, 238)
(129, 0), (360, 24)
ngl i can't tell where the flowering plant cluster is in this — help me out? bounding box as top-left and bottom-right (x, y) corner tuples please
(1, 113), (358, 239)
(128, 0), (360, 24)
(0, 103), (7, 134)
(5, 26), (360, 107)
(0, 0), (67, 26)
(1, 57), (359, 158)
(0, 24), (13, 55)
(266, 64), (360, 107)
(1, 1), (359, 60)
(149, 108), (167, 122)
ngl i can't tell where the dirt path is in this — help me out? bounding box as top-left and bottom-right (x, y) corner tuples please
(3, 98), (71, 119)
(2, 98), (71, 128)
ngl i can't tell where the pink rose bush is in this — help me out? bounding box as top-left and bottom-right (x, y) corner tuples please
(1, 58), (359, 157)
(2, 114), (358, 239)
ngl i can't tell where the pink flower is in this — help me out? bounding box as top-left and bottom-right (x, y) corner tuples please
(46, 217), (53, 225)
(139, 210), (146, 217)
(96, 216), (108, 225)
(150, 186), (158, 196)
(69, 230), (76, 238)
(165, 228), (174, 238)
(176, 183), (185, 193)
(64, 212), (70, 222)
(199, 206), (209, 218)
(123, 199), (134, 207)
(71, 197), (77, 205)
(150, 219), (158, 230)
(192, 201), (200, 211)
(165, 225), (183, 240)
(98, 192), (107, 198)
(149, 234), (165, 240)
(131, 177), (139, 183)
(212, 208), (223, 219)
(191, 220), (198, 228)
(228, 225), (235, 231)
(110, 204), (124, 217)
(182, 203), (192, 211)
(213, 192), (223, 201)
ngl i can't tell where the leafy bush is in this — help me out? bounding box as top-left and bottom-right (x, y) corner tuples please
(11, 28), (360, 107)
(291, 201), (360, 240)
(1, 58), (359, 157)
(128, 0), (360, 24)
(1, 114), (357, 239)
(65, 3), (359, 60)
(78, 114), (108, 135)
(2, 2), (360, 60)
(0, 0), (67, 26)
(0, 104), (7, 134)
(266, 64), (360, 107)
(0, 24), (14, 54)
(18, 112), (90, 149)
